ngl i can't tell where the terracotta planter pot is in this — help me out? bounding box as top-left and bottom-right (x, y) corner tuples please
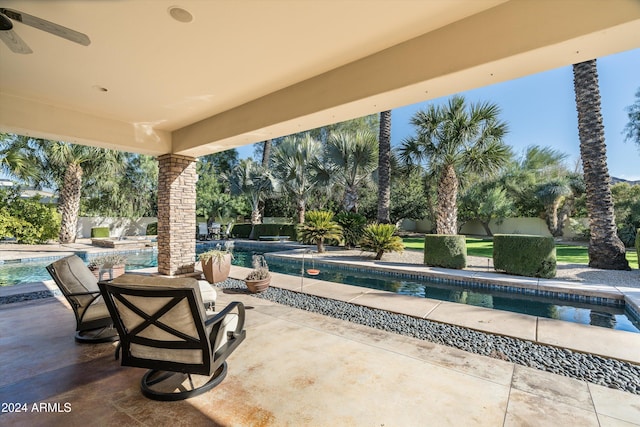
(245, 276), (270, 293)
(201, 253), (232, 284)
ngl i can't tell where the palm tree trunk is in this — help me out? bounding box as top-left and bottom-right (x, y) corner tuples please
(58, 163), (83, 243)
(377, 110), (391, 223)
(296, 198), (306, 224)
(436, 164), (458, 235)
(261, 139), (272, 169)
(572, 60), (629, 270)
(343, 186), (359, 213)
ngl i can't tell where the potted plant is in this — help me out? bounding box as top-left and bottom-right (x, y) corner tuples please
(199, 241), (234, 284)
(88, 253), (127, 281)
(244, 254), (270, 293)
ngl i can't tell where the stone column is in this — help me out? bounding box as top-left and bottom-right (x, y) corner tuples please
(157, 154), (197, 276)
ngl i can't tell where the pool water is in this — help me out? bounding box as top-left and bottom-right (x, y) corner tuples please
(267, 258), (640, 334)
(1, 248), (639, 333)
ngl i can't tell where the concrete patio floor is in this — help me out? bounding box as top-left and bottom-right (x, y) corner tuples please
(2, 273), (640, 426)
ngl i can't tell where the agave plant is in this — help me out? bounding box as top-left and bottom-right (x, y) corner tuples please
(297, 210), (342, 253)
(360, 223), (404, 260)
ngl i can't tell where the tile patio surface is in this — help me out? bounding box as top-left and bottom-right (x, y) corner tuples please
(1, 241), (640, 425)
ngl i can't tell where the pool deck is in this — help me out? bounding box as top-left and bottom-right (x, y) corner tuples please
(1, 242), (640, 425)
(1, 270), (639, 425)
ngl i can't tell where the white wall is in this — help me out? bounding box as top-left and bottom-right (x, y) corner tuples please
(76, 217), (157, 238)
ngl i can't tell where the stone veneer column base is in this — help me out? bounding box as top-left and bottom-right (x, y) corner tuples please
(157, 153), (197, 276)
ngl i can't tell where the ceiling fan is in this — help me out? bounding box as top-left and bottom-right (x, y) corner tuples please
(0, 7), (90, 54)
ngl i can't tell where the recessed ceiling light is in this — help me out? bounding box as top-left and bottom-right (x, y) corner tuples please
(168, 6), (193, 23)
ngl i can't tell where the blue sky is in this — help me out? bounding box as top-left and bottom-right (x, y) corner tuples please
(240, 48), (640, 181)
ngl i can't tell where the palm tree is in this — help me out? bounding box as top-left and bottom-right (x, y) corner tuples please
(536, 179), (572, 236)
(45, 142), (125, 243)
(271, 134), (323, 224)
(399, 96), (510, 235)
(261, 139), (272, 168)
(377, 110), (392, 223)
(322, 129), (378, 213)
(572, 59), (629, 270)
(0, 134), (40, 181)
(360, 223), (404, 260)
(1, 135), (124, 243)
(297, 210), (342, 253)
(227, 159), (274, 238)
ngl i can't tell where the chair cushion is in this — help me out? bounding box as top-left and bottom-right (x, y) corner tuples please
(197, 280), (217, 307)
(110, 275), (208, 365)
(82, 296), (112, 323)
(50, 255), (99, 308)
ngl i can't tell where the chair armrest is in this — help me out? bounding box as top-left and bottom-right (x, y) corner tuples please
(205, 301), (245, 333)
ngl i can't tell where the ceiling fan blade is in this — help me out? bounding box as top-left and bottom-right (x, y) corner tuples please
(0, 8), (90, 46)
(0, 28), (32, 54)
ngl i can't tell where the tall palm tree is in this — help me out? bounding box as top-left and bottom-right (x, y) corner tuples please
(227, 159), (274, 238)
(399, 96), (510, 234)
(377, 110), (392, 223)
(45, 142), (125, 243)
(271, 134), (323, 224)
(261, 139), (272, 169)
(322, 129), (378, 213)
(1, 134), (124, 243)
(572, 59), (629, 270)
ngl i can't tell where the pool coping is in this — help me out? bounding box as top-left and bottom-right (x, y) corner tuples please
(264, 249), (640, 324)
(0, 241), (640, 364)
(226, 264), (640, 365)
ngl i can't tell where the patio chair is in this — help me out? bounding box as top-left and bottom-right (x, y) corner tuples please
(222, 221), (233, 239)
(46, 255), (118, 343)
(98, 275), (246, 401)
(197, 222), (209, 240)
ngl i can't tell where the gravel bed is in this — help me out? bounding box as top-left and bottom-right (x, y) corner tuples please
(218, 278), (640, 395)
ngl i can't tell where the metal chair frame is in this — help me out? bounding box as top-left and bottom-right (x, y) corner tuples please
(99, 281), (246, 401)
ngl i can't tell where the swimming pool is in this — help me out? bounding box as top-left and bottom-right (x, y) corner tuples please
(1, 246), (638, 333)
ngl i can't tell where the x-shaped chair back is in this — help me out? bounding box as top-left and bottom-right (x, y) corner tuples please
(99, 280), (216, 376)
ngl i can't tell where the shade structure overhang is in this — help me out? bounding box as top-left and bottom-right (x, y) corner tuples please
(0, 0), (639, 157)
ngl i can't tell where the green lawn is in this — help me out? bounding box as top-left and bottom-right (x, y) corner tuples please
(403, 237), (639, 267)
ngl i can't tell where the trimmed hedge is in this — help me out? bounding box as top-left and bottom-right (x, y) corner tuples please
(636, 228), (639, 269)
(493, 234), (556, 278)
(230, 223), (298, 240)
(231, 224), (252, 238)
(146, 222), (157, 235)
(424, 234), (467, 269)
(91, 227), (110, 238)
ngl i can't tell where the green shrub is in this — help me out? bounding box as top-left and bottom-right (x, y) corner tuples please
(423, 234), (467, 269)
(231, 223), (252, 238)
(360, 223), (404, 260)
(297, 210), (342, 253)
(493, 234), (556, 278)
(335, 212), (367, 248)
(91, 227), (110, 238)
(0, 194), (60, 244)
(146, 222), (157, 235)
(636, 228), (640, 269)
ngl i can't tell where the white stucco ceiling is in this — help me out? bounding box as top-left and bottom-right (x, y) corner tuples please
(1, 0), (639, 158)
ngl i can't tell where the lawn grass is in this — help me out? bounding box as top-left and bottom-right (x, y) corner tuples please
(403, 236), (639, 267)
